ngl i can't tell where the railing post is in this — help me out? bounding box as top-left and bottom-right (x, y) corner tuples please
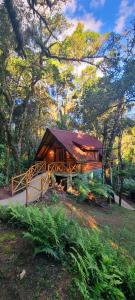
(41, 177), (43, 199)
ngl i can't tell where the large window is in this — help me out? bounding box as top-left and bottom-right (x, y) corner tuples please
(56, 148), (65, 161)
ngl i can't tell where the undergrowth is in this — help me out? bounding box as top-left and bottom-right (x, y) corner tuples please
(73, 175), (114, 202)
(0, 205), (135, 300)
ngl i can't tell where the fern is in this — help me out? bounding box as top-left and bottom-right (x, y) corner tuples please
(74, 175), (114, 202)
(0, 205), (135, 299)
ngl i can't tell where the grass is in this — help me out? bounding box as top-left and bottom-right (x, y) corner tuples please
(64, 198), (135, 258)
(0, 232), (16, 243)
(35, 191), (135, 258)
(0, 224), (71, 300)
(85, 205), (135, 256)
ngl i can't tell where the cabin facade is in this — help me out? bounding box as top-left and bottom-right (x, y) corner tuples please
(35, 128), (102, 175)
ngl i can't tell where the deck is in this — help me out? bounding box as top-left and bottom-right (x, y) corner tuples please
(11, 161), (101, 197)
(48, 162), (80, 175)
(11, 161), (80, 197)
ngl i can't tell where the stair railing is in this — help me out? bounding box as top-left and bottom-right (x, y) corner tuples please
(11, 161), (46, 196)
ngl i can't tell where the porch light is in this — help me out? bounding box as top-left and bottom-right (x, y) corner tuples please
(49, 150), (54, 155)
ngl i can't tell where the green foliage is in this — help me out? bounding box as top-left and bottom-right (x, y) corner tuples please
(50, 191), (59, 204)
(0, 144), (6, 186)
(113, 162), (135, 198)
(123, 179), (135, 193)
(0, 205), (11, 222)
(0, 205), (82, 259)
(0, 204), (135, 299)
(123, 179), (135, 200)
(122, 263), (135, 300)
(74, 175), (114, 202)
(0, 143), (33, 187)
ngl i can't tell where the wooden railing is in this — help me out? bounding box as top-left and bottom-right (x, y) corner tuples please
(11, 161), (46, 196)
(11, 161), (79, 197)
(26, 171), (50, 206)
(48, 162), (80, 174)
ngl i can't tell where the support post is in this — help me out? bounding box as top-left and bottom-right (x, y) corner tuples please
(67, 175), (72, 192)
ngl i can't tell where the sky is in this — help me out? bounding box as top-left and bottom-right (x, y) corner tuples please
(64, 0), (135, 34)
(64, 0), (135, 118)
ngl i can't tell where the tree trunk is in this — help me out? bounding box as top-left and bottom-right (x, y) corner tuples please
(17, 101), (29, 157)
(102, 121), (108, 184)
(118, 132), (124, 206)
(103, 98), (124, 184)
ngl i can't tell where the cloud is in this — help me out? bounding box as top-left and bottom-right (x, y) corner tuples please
(73, 63), (87, 76)
(64, 0), (77, 14)
(90, 0), (106, 8)
(66, 13), (103, 35)
(114, 0), (135, 33)
(80, 14), (103, 31)
(73, 61), (103, 78)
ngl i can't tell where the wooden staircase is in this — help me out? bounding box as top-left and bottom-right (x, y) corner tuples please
(11, 161), (50, 206)
(11, 161), (79, 205)
(11, 161), (47, 196)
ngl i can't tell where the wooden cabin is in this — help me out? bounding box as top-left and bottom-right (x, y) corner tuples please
(35, 128), (102, 176)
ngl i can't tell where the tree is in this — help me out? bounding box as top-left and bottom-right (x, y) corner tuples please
(3, 1), (111, 67)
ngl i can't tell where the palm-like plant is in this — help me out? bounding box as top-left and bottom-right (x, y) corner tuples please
(74, 175), (114, 202)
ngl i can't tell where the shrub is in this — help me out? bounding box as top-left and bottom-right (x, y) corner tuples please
(0, 206), (12, 223)
(123, 179), (135, 199)
(50, 190), (59, 203)
(122, 262), (135, 300)
(74, 175), (114, 202)
(112, 163), (135, 197)
(0, 205), (84, 259)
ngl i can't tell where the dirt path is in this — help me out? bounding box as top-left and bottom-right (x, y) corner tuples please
(0, 178), (134, 211)
(0, 188), (11, 200)
(114, 194), (135, 211)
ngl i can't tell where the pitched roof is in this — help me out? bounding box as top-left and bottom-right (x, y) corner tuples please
(36, 128), (102, 163)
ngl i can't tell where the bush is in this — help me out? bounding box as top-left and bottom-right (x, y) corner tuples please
(50, 190), (59, 203)
(0, 206), (12, 222)
(74, 175), (114, 202)
(123, 179), (135, 199)
(112, 163), (135, 197)
(0, 205), (84, 259)
(0, 205), (135, 299)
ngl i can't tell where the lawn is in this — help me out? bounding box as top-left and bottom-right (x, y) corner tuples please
(42, 191), (135, 258)
(72, 200), (135, 258)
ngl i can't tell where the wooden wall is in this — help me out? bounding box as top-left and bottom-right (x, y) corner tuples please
(36, 131), (102, 173)
(80, 162), (102, 173)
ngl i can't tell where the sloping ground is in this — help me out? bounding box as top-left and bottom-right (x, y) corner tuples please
(0, 223), (71, 300)
(0, 190), (135, 299)
(60, 195), (135, 258)
(38, 190), (135, 258)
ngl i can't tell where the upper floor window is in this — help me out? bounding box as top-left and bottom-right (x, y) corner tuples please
(86, 151), (99, 161)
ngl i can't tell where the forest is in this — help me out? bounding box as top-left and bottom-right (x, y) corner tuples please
(0, 1), (135, 299)
(0, 0), (135, 200)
